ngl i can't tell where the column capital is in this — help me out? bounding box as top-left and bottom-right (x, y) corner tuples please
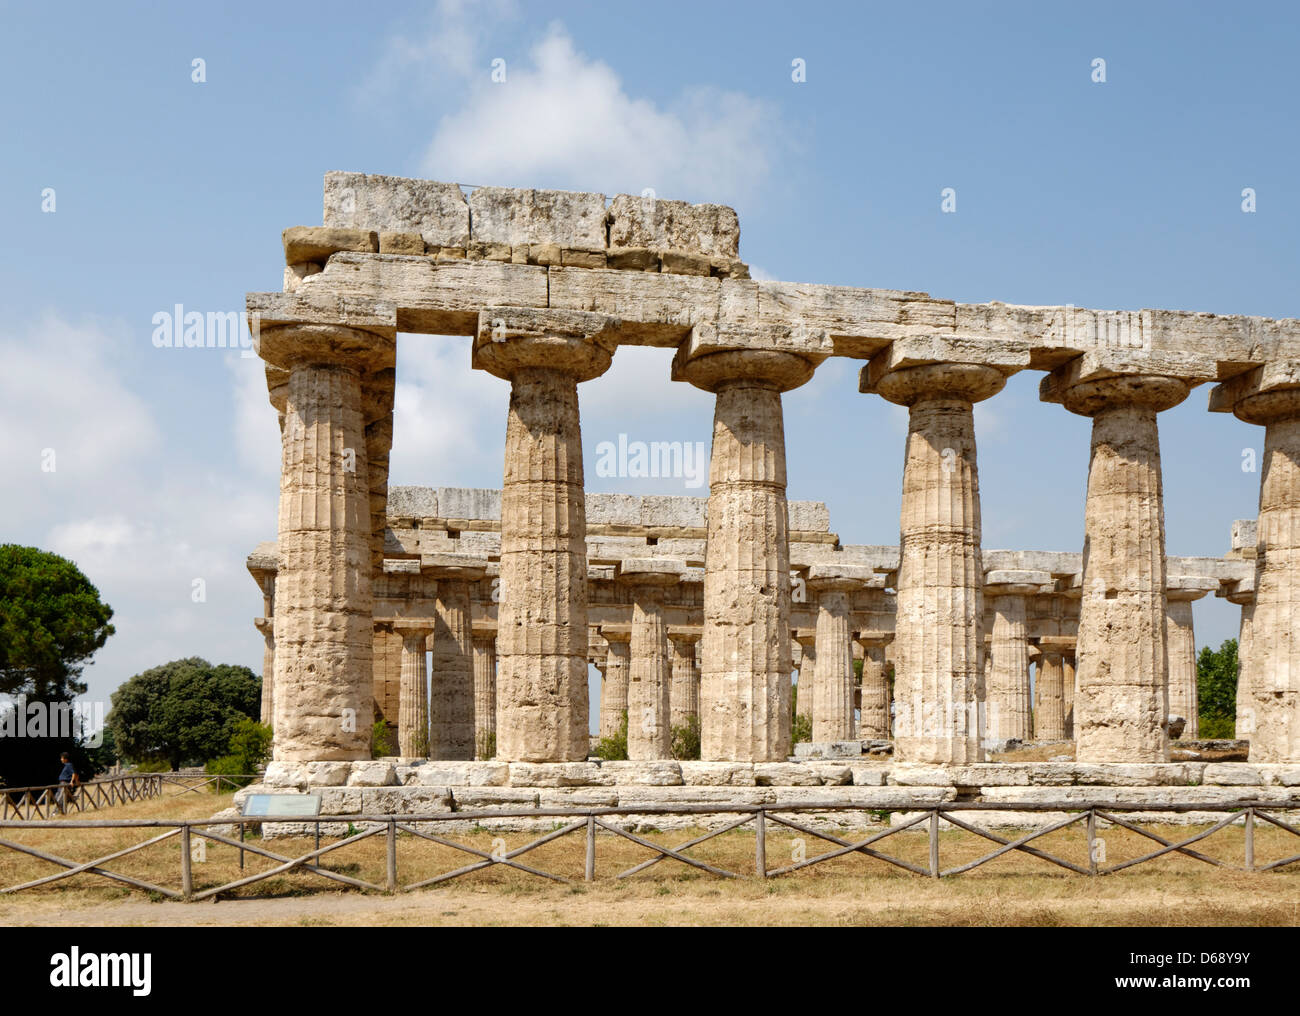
(806, 563), (881, 594)
(668, 629), (702, 646)
(860, 335), (1029, 406)
(420, 553), (489, 582)
(391, 619), (436, 640)
(257, 322), (396, 373)
(672, 323), (826, 393)
(984, 569), (1051, 598)
(1208, 360), (1300, 425)
(616, 558), (685, 588)
(1166, 574), (1218, 603)
(253, 616), (274, 636)
(473, 307), (620, 381)
(1041, 350), (1215, 416)
(600, 625), (632, 645)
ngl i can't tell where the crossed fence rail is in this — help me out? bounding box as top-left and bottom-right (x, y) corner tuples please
(0, 773), (258, 820)
(1, 799), (1299, 901)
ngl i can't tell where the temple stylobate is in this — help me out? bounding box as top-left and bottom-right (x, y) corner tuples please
(248, 171), (1297, 768)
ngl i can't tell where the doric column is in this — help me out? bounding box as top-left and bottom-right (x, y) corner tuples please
(1035, 649), (1067, 739)
(600, 628), (631, 740)
(1165, 576), (1216, 740)
(425, 557), (486, 761)
(473, 632), (497, 758)
(794, 632), (817, 724)
(1043, 350), (1215, 762)
(393, 622), (434, 757)
(984, 570), (1048, 745)
(854, 636), (891, 739)
(254, 617), (275, 725)
(620, 560), (682, 759)
(1209, 365), (1300, 761)
(674, 335), (823, 762)
(669, 631), (702, 729)
(1062, 651), (1077, 739)
(861, 339), (1027, 763)
(807, 565), (872, 742)
(474, 309), (619, 762)
(1223, 579), (1256, 743)
(258, 323), (396, 761)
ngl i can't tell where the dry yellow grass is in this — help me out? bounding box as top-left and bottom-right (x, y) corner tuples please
(1, 788), (1299, 926)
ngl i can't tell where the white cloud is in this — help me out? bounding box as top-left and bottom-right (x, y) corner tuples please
(421, 25), (775, 203)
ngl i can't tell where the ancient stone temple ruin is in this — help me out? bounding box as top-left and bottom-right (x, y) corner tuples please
(236, 171), (1300, 827)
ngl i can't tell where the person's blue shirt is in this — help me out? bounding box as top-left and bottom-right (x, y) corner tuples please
(59, 762), (76, 783)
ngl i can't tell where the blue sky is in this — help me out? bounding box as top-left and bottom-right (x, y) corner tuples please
(3, 1), (1295, 729)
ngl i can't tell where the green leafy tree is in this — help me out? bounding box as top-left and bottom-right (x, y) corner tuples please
(670, 715), (701, 760)
(107, 658), (261, 769)
(1197, 638), (1239, 739)
(792, 681), (812, 743)
(205, 718), (273, 789)
(0, 545), (114, 700)
(594, 711), (629, 761)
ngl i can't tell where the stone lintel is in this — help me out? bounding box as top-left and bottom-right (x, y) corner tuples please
(324, 172), (470, 248)
(283, 226), (378, 265)
(247, 290), (397, 331)
(375, 616), (439, 630)
(1040, 349), (1218, 404)
(1036, 635), (1076, 650)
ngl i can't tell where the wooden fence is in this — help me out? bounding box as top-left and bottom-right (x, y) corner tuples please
(1, 799), (1299, 901)
(0, 773), (258, 820)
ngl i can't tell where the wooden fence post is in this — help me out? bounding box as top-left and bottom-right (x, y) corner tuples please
(180, 825), (193, 901)
(386, 820), (397, 892)
(1245, 808), (1255, 872)
(1087, 809), (1098, 876)
(585, 815), (596, 882)
(929, 809), (940, 877)
(755, 809), (766, 878)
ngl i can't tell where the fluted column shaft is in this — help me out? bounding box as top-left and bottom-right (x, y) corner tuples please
(987, 595), (1033, 742)
(473, 635), (497, 758)
(1166, 598), (1198, 738)
(669, 634), (701, 729)
(1075, 402), (1174, 761)
(857, 642), (891, 738)
(430, 578), (475, 760)
(1234, 598), (1255, 742)
(1036, 650), (1067, 739)
(1063, 652), (1076, 739)
(884, 365), (1002, 764)
(1247, 414), (1300, 760)
(255, 617), (275, 726)
(601, 635), (631, 739)
(396, 626), (432, 757)
(628, 583), (674, 759)
(811, 588), (855, 741)
(273, 363), (375, 760)
(794, 635), (816, 721)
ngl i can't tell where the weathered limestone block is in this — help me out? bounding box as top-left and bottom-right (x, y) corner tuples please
(398, 761), (510, 787)
(450, 787), (540, 809)
(1201, 763), (1264, 786)
(282, 226), (378, 265)
(621, 559), (682, 759)
(469, 187), (606, 249)
(473, 309), (620, 762)
(378, 231), (426, 255)
(753, 762), (823, 786)
(323, 171), (470, 248)
(1043, 359), (1204, 763)
(806, 762), (853, 785)
(674, 344), (820, 762)
(678, 761), (757, 786)
(849, 764), (890, 786)
(616, 786), (776, 807)
(393, 622), (433, 758)
(536, 788), (620, 808)
(259, 324), (396, 762)
(608, 194), (741, 258)
(863, 354), (1017, 764)
(473, 634), (497, 758)
(346, 761), (399, 787)
(600, 629), (631, 740)
(507, 762), (612, 788)
(600, 760), (685, 786)
(985, 571), (1047, 744)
